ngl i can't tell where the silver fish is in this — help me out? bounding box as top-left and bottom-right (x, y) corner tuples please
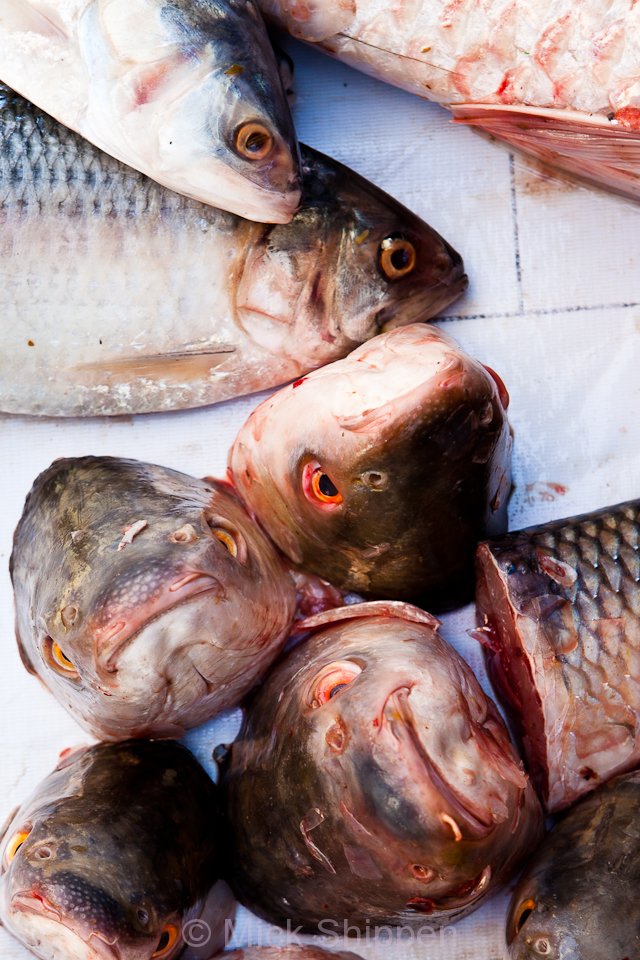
(0, 86), (467, 418)
(0, 0), (301, 221)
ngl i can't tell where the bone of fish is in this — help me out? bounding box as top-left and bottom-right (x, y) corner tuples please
(0, 85), (467, 418)
(0, 0), (301, 221)
(11, 456), (298, 740)
(257, 0), (640, 200)
(475, 498), (640, 813)
(0, 739), (234, 960)
(221, 601), (543, 932)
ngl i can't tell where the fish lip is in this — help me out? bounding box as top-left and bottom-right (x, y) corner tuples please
(98, 574), (225, 674)
(383, 687), (494, 835)
(10, 893), (123, 959)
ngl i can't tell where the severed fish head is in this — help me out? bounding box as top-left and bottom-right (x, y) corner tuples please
(11, 456), (296, 739)
(0, 740), (232, 960)
(229, 324), (511, 609)
(223, 602), (543, 931)
(233, 147), (467, 363)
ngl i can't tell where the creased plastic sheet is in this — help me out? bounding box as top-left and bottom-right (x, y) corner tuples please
(0, 35), (639, 960)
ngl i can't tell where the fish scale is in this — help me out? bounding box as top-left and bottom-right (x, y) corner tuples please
(475, 499), (640, 812)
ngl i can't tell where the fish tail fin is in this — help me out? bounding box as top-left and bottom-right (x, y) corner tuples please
(451, 103), (640, 200)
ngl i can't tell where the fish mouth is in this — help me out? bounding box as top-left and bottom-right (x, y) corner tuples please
(11, 893), (123, 960)
(97, 572), (225, 673)
(382, 687), (494, 837)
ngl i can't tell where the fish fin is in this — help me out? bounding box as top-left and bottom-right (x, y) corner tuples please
(74, 347), (236, 384)
(297, 599), (440, 634)
(451, 103), (640, 200)
(0, 0), (69, 40)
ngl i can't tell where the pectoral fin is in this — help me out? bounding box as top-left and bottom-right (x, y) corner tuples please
(75, 346), (237, 384)
(451, 103), (640, 200)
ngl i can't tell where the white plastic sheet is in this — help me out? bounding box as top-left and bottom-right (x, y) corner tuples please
(1, 36), (639, 960)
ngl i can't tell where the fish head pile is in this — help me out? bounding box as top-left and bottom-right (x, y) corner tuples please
(223, 602), (543, 930)
(0, 740), (232, 960)
(229, 324), (511, 608)
(11, 457), (296, 739)
(234, 149), (467, 364)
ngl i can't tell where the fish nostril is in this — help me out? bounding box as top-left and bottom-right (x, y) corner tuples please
(136, 907), (150, 926)
(35, 847), (53, 860)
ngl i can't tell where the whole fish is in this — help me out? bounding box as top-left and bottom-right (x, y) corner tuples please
(0, 86), (466, 418)
(11, 456), (297, 740)
(0, 739), (234, 960)
(475, 498), (640, 813)
(257, 0), (640, 200)
(229, 324), (511, 610)
(0, 0), (301, 222)
(222, 601), (543, 931)
(506, 770), (640, 959)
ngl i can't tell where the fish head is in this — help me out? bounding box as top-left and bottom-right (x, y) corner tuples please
(14, 458), (295, 739)
(232, 148), (466, 361)
(229, 324), (511, 606)
(1, 805), (181, 960)
(108, 0), (302, 220)
(0, 741), (224, 960)
(229, 603), (540, 925)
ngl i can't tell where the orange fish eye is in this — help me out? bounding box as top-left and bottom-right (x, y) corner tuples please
(378, 234), (417, 281)
(152, 923), (180, 958)
(514, 897), (536, 935)
(303, 462), (343, 507)
(43, 637), (79, 679)
(5, 827), (32, 865)
(309, 661), (362, 708)
(211, 528), (238, 558)
(234, 121), (274, 161)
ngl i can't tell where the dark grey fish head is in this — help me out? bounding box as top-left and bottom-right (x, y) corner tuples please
(0, 740), (232, 960)
(11, 457), (296, 739)
(223, 603), (542, 931)
(156, 0), (301, 220)
(229, 325), (511, 609)
(507, 891), (580, 960)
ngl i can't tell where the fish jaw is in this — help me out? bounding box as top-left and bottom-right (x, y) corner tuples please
(7, 893), (127, 960)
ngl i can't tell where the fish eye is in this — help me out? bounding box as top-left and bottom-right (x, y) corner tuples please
(309, 660), (362, 708)
(5, 827), (32, 865)
(43, 636), (79, 680)
(513, 897), (536, 934)
(151, 923), (179, 958)
(234, 122), (274, 161)
(302, 461), (343, 507)
(378, 234), (417, 281)
(206, 516), (247, 563)
(212, 528), (238, 557)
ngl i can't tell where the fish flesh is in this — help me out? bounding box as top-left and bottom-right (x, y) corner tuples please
(0, 86), (466, 417)
(506, 770), (640, 959)
(475, 498), (640, 813)
(229, 323), (511, 610)
(221, 601), (543, 931)
(11, 456), (297, 740)
(257, 0), (640, 200)
(0, 739), (234, 960)
(0, 0), (301, 222)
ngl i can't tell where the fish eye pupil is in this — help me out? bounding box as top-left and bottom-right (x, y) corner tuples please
(391, 247), (409, 270)
(318, 473), (338, 498)
(246, 131), (267, 153)
(157, 932), (169, 951)
(329, 683), (347, 698)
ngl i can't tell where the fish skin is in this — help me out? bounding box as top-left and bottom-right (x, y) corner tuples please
(0, 739), (234, 960)
(229, 324), (511, 610)
(475, 498), (640, 813)
(221, 601), (543, 931)
(257, 0), (640, 200)
(0, 85), (467, 418)
(0, 0), (302, 222)
(225, 950), (362, 960)
(10, 456), (297, 740)
(506, 770), (640, 960)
